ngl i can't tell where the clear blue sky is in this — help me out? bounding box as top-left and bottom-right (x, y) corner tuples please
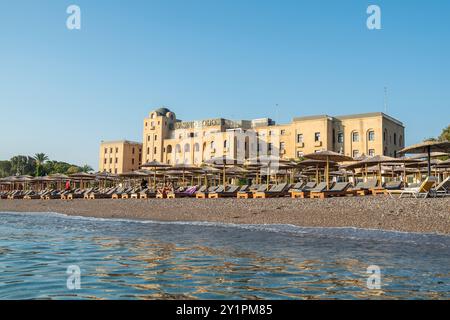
(1, 0), (449, 169)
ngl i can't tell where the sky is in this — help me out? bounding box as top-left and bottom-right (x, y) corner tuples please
(0, 0), (449, 169)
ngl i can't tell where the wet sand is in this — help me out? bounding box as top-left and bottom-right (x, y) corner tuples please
(1, 197), (449, 235)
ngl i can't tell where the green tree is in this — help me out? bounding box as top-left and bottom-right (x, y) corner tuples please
(0, 161), (12, 178)
(438, 125), (450, 142)
(10, 156), (35, 176)
(34, 153), (49, 177)
(66, 166), (81, 175)
(80, 164), (93, 173)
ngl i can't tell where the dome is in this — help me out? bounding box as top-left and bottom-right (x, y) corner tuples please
(153, 107), (171, 116)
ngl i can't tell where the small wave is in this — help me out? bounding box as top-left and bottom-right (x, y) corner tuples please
(1, 211), (450, 247)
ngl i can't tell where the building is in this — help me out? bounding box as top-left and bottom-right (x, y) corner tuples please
(140, 107), (405, 165)
(99, 140), (142, 174)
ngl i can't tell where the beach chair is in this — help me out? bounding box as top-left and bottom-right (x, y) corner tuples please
(253, 183), (290, 198)
(24, 189), (51, 200)
(136, 188), (156, 199)
(196, 186), (219, 199)
(290, 182), (316, 198)
(88, 187), (117, 199)
(208, 185), (242, 198)
(350, 179), (378, 196)
(237, 184), (269, 199)
(167, 186), (198, 198)
(122, 187), (139, 199)
(292, 182), (325, 198)
(387, 176), (437, 198)
(384, 181), (403, 190)
(429, 177), (450, 198)
(310, 182), (354, 199)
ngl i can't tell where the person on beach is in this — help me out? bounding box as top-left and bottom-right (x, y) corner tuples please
(65, 180), (71, 192)
(141, 179), (148, 189)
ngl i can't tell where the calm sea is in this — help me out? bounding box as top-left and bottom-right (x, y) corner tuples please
(0, 212), (449, 300)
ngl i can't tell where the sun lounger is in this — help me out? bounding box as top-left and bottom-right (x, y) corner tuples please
(24, 190), (52, 200)
(208, 185), (242, 198)
(167, 186), (198, 198)
(88, 187), (117, 199)
(387, 176), (437, 198)
(196, 186), (219, 199)
(253, 183), (290, 198)
(290, 182), (316, 198)
(237, 184), (269, 199)
(135, 188), (156, 199)
(429, 177), (450, 198)
(350, 179), (378, 196)
(310, 182), (354, 199)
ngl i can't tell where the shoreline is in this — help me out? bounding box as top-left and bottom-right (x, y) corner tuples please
(1, 197), (449, 235)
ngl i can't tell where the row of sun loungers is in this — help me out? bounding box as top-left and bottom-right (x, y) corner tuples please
(2, 177), (449, 200)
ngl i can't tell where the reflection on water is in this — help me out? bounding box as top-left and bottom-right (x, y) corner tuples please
(0, 212), (449, 300)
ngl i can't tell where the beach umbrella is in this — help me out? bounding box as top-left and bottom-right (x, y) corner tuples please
(399, 140), (450, 177)
(169, 164), (203, 185)
(303, 151), (353, 190)
(345, 155), (406, 186)
(141, 160), (171, 188)
(205, 156), (244, 186)
(69, 172), (95, 189)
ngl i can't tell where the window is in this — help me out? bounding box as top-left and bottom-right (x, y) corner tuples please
(145, 122), (148, 127)
(154, 147), (157, 154)
(224, 140), (228, 148)
(155, 135), (158, 141)
(352, 132), (359, 142)
(353, 150), (360, 158)
(132, 147), (135, 154)
(104, 148), (107, 154)
(280, 142), (285, 151)
(115, 158), (118, 164)
(394, 133), (397, 145)
(338, 132), (344, 143)
(280, 130), (286, 135)
(368, 131), (375, 141)
(115, 147), (118, 153)
(147, 136), (150, 142)
(147, 147), (150, 155)
(369, 149), (375, 156)
(132, 158), (135, 165)
(104, 158), (107, 164)
(297, 151), (304, 158)
(268, 131), (272, 136)
(194, 143), (200, 152)
(110, 148), (113, 153)
(109, 158), (112, 164)
(297, 134), (303, 143)
(332, 129), (336, 144)
(268, 143), (272, 151)
(314, 132), (320, 142)
(210, 141), (215, 150)
(114, 169), (117, 174)
(184, 144), (190, 152)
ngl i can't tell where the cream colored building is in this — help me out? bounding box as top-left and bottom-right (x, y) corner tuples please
(99, 140), (142, 174)
(140, 107), (405, 165)
(98, 108), (405, 173)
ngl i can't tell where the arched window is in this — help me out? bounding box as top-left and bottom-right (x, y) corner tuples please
(394, 133), (397, 145)
(166, 145), (172, 153)
(184, 144), (190, 152)
(175, 144), (181, 153)
(194, 143), (200, 152)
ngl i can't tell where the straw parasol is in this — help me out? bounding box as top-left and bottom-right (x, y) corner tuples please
(140, 160), (172, 187)
(303, 151), (353, 190)
(346, 155), (406, 186)
(169, 163), (203, 185)
(205, 156), (245, 186)
(399, 140), (450, 177)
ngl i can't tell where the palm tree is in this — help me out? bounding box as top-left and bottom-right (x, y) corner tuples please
(34, 153), (49, 177)
(80, 164), (93, 173)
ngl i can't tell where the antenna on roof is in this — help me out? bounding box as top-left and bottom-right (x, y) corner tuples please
(384, 86), (388, 114)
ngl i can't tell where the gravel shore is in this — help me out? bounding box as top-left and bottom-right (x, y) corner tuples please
(1, 197), (449, 235)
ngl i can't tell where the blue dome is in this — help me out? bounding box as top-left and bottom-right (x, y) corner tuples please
(153, 107), (171, 115)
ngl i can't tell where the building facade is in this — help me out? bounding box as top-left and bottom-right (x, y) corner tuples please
(140, 107), (405, 165)
(99, 140), (142, 174)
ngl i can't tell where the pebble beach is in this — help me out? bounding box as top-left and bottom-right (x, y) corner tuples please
(1, 197), (449, 235)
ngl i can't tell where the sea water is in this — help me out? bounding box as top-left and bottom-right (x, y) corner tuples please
(0, 212), (449, 299)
